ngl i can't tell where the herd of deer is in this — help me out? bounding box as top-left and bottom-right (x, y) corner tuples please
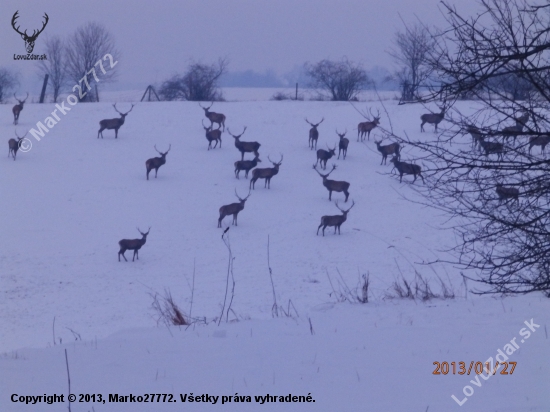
(7, 97), (529, 258)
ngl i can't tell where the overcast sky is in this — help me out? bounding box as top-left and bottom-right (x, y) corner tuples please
(1, 0), (479, 91)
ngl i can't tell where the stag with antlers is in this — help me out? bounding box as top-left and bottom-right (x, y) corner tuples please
(420, 104), (446, 132)
(502, 112), (529, 143)
(146, 145), (171, 180)
(337, 129), (349, 160)
(8, 130), (27, 160)
(202, 120), (222, 150)
(317, 200), (355, 236)
(200, 103), (226, 131)
(306, 118), (324, 149)
(118, 227), (150, 262)
(12, 93), (28, 125)
(357, 108), (380, 141)
(313, 164), (350, 202)
(375, 140), (400, 165)
(98, 104), (134, 139)
(11, 11), (49, 54)
(229, 127), (261, 161)
(315, 143), (337, 170)
(218, 189), (251, 228)
(250, 155), (283, 189)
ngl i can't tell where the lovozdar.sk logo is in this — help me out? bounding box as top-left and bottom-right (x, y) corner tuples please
(11, 11), (49, 54)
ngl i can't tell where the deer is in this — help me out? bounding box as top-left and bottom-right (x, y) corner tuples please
(495, 184), (519, 203)
(218, 189), (251, 228)
(313, 164), (350, 202)
(337, 129), (349, 160)
(234, 154), (261, 179)
(315, 143), (337, 170)
(200, 103), (226, 131)
(390, 156), (424, 183)
(98, 104), (134, 139)
(465, 125), (483, 150)
(317, 200), (355, 236)
(229, 127), (261, 161)
(478, 136), (504, 160)
(8, 130), (26, 160)
(528, 134), (550, 155)
(374, 140), (400, 165)
(502, 112), (529, 143)
(11, 11), (49, 54)
(306, 118), (324, 150)
(250, 155), (283, 189)
(420, 104), (446, 132)
(146, 144), (171, 180)
(118, 227), (150, 262)
(12, 93), (28, 125)
(202, 120), (222, 150)
(357, 108), (380, 141)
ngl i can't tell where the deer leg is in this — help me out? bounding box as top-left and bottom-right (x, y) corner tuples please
(317, 223), (323, 235)
(233, 213), (238, 226)
(119, 250), (127, 262)
(420, 122), (425, 132)
(344, 190), (349, 202)
(218, 215), (224, 228)
(146, 169), (150, 180)
(155, 168), (158, 178)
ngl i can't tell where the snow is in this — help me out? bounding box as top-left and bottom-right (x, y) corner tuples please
(1, 96), (549, 411)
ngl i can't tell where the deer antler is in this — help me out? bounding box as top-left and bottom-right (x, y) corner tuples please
(124, 104), (135, 115)
(15, 130), (28, 139)
(336, 200), (355, 213)
(317, 117), (325, 126)
(11, 11), (25, 36)
(235, 188), (251, 202)
(30, 13), (48, 39)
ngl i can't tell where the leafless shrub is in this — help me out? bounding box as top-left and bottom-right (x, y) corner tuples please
(159, 58), (227, 102)
(327, 269), (370, 304)
(37, 36), (67, 102)
(151, 289), (189, 326)
(0, 68), (19, 103)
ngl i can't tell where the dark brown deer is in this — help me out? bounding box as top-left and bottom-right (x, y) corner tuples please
(374, 140), (400, 165)
(234, 154), (261, 179)
(229, 127), (261, 161)
(306, 117), (324, 150)
(465, 125), (483, 150)
(316, 143), (337, 170)
(250, 155), (283, 189)
(218, 189), (251, 228)
(528, 134), (550, 155)
(202, 120), (222, 150)
(337, 129), (349, 160)
(502, 112), (529, 143)
(146, 144), (171, 180)
(200, 103), (226, 131)
(357, 108), (380, 141)
(420, 104), (446, 132)
(12, 93), (28, 125)
(390, 156), (424, 183)
(478, 136), (504, 160)
(98, 103), (134, 139)
(118, 227), (150, 262)
(496, 184), (519, 203)
(313, 164), (350, 202)
(8, 130), (26, 160)
(317, 200), (355, 236)
(11, 11), (49, 53)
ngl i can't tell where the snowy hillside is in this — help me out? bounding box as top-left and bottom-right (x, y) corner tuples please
(1, 99), (549, 411)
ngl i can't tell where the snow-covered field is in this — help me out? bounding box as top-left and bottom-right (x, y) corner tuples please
(1, 97), (548, 411)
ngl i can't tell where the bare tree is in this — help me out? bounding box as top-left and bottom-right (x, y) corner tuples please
(389, 23), (435, 102)
(392, 0), (550, 296)
(0, 68), (19, 103)
(37, 36), (67, 102)
(159, 58), (228, 101)
(304, 58), (371, 101)
(65, 22), (119, 102)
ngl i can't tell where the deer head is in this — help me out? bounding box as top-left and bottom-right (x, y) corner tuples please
(336, 129), (347, 139)
(305, 117), (324, 128)
(336, 200), (355, 214)
(368, 108), (381, 124)
(313, 163), (337, 178)
(268, 154), (283, 167)
(137, 227), (151, 238)
(14, 92), (28, 106)
(113, 103), (134, 118)
(154, 144), (171, 157)
(12, 11), (49, 54)
(228, 126), (247, 139)
(200, 102), (213, 113)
